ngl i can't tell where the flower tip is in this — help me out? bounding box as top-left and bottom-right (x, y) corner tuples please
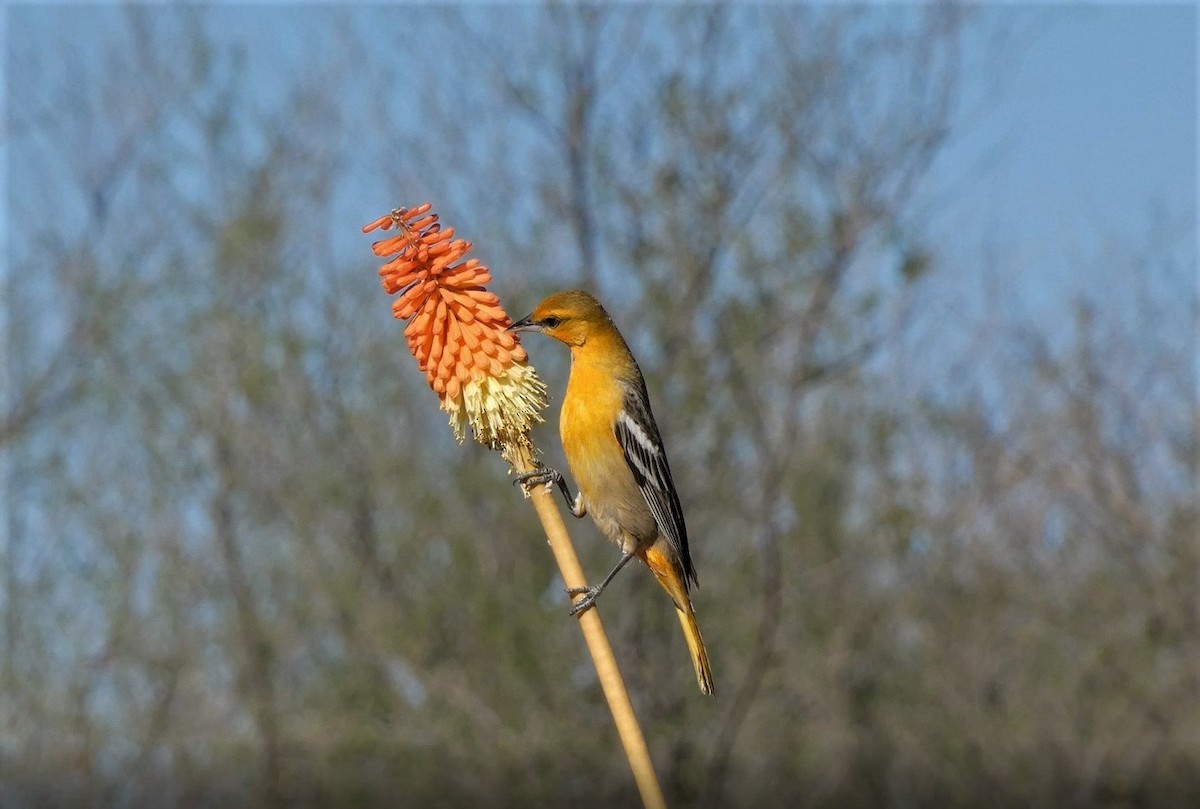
(401, 202), (434, 221)
(362, 214), (396, 234)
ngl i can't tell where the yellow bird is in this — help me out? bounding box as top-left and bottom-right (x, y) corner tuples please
(511, 290), (714, 695)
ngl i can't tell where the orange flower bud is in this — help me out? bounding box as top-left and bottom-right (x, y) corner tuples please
(361, 214), (395, 233)
(372, 235), (409, 257)
(423, 226), (454, 245)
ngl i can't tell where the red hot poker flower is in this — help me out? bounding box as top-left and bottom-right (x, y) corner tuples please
(363, 204), (546, 457)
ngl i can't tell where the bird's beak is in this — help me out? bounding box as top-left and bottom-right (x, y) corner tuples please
(508, 314), (539, 333)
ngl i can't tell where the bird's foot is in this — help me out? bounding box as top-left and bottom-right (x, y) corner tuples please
(565, 584), (603, 617)
(513, 465), (562, 495)
(513, 465), (583, 516)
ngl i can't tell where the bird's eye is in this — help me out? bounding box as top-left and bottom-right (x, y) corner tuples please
(541, 316), (562, 328)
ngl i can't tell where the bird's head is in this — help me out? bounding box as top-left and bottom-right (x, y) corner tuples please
(509, 290), (611, 348)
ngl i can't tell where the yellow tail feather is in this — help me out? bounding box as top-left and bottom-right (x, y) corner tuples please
(675, 600), (715, 695)
(643, 545), (715, 696)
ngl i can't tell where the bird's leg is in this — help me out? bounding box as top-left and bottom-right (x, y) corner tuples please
(513, 465), (586, 517)
(566, 552), (636, 616)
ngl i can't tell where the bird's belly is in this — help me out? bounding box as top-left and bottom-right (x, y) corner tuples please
(563, 432), (657, 552)
(582, 486), (658, 554)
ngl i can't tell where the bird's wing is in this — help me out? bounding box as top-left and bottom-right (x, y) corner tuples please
(615, 380), (696, 586)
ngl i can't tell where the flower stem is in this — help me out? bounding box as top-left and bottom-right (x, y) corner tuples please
(510, 444), (668, 809)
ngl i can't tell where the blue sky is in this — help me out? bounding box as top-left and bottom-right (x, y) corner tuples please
(3, 4), (1195, 370)
(923, 5), (1195, 324)
(990, 5), (1194, 230)
(7, 3), (1194, 269)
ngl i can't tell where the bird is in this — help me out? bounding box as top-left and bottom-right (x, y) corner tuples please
(509, 290), (714, 695)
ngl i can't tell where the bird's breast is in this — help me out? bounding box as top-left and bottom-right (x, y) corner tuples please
(560, 359), (657, 548)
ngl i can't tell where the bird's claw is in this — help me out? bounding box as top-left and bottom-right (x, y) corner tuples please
(565, 584), (602, 616)
(513, 465), (584, 516)
(513, 465), (562, 495)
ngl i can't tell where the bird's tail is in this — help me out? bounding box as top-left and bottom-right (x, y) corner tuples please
(642, 545), (715, 696)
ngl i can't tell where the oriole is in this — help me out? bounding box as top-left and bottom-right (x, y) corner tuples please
(511, 290), (714, 695)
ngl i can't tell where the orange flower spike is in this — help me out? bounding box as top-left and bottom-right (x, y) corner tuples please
(363, 203), (547, 457)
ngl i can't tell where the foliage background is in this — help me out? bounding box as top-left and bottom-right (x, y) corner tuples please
(2, 5), (1195, 809)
